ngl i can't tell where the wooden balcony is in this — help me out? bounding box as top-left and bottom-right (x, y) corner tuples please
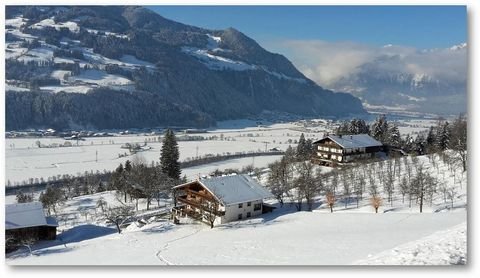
(176, 196), (225, 216)
(184, 188), (216, 202)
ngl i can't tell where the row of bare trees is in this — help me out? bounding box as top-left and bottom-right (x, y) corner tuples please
(110, 156), (177, 212)
(267, 146), (465, 213)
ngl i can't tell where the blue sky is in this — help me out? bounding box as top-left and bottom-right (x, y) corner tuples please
(149, 6), (467, 49)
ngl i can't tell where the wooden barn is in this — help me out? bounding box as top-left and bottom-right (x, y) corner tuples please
(5, 202), (58, 250)
(312, 134), (383, 166)
(172, 174), (273, 227)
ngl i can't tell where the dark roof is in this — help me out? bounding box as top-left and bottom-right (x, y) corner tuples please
(5, 202), (58, 230)
(174, 174), (273, 205)
(314, 134), (382, 149)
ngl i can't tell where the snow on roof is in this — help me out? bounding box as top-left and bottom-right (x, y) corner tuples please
(201, 175), (273, 205)
(175, 174), (273, 205)
(5, 202), (57, 230)
(314, 134), (383, 149)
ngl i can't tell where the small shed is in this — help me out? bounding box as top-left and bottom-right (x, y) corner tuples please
(5, 202), (58, 244)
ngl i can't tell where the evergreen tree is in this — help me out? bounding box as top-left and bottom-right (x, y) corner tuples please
(296, 133), (310, 161)
(349, 119), (370, 134)
(449, 114), (467, 171)
(436, 121), (450, 151)
(336, 121), (350, 135)
(16, 190), (33, 203)
(413, 134), (426, 155)
(337, 118), (369, 135)
(426, 126), (436, 153)
(305, 138), (313, 157)
(124, 160), (132, 173)
(371, 115), (389, 143)
(284, 145), (296, 161)
(387, 124), (401, 147)
(160, 129), (181, 180)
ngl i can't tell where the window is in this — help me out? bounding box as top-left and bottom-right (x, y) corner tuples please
(238, 214), (243, 220)
(254, 203), (261, 211)
(247, 212), (251, 218)
(247, 202), (251, 207)
(238, 203), (243, 208)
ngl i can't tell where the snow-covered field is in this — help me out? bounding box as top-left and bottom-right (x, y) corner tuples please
(5, 147), (468, 265)
(4, 117), (436, 186)
(355, 222), (466, 265)
(5, 121), (322, 185)
(6, 206), (466, 265)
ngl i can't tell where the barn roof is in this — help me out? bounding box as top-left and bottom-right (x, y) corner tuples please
(5, 202), (57, 230)
(314, 134), (382, 149)
(174, 174), (273, 205)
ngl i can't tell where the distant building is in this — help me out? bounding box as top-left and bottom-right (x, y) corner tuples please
(172, 174), (274, 227)
(312, 134), (383, 166)
(5, 202), (58, 247)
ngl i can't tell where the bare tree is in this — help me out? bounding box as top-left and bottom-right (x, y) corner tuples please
(103, 203), (135, 234)
(326, 192), (335, 213)
(341, 168), (351, 208)
(354, 171), (364, 208)
(447, 184), (458, 209)
(200, 190), (223, 229)
(96, 197), (108, 214)
(39, 185), (65, 215)
(384, 160), (395, 206)
(399, 176), (409, 204)
(295, 162), (322, 211)
(329, 170), (339, 197)
(6, 236), (36, 255)
(267, 157), (293, 207)
(367, 164), (378, 197)
(394, 156), (402, 180)
(403, 156), (413, 183)
(410, 163), (436, 213)
(371, 196), (382, 213)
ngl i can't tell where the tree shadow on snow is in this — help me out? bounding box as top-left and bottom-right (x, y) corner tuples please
(7, 224), (117, 260)
(217, 203), (308, 230)
(58, 224), (117, 244)
(140, 223), (175, 234)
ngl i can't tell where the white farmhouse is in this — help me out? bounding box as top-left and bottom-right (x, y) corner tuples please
(172, 174), (274, 227)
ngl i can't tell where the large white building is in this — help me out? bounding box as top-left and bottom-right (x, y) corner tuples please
(312, 134), (383, 166)
(172, 174), (274, 227)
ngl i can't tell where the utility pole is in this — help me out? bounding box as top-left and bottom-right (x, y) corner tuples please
(196, 145), (199, 159)
(96, 150), (98, 162)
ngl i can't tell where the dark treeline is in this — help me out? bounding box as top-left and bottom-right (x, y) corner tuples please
(336, 115), (467, 166)
(6, 89), (214, 130)
(180, 150), (284, 168)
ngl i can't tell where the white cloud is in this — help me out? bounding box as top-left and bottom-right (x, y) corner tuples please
(277, 40), (467, 88)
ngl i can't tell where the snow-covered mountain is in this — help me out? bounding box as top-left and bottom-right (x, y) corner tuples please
(329, 45), (467, 115)
(5, 6), (365, 131)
